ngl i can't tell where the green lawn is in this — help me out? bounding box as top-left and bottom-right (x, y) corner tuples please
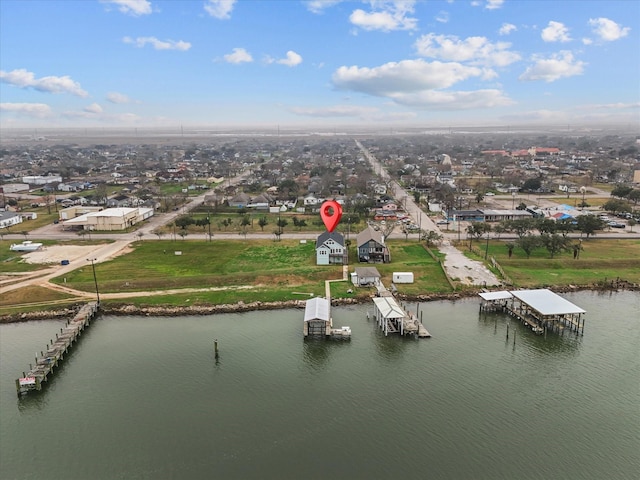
(474, 238), (640, 287)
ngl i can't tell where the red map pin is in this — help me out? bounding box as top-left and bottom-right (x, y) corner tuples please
(320, 200), (343, 233)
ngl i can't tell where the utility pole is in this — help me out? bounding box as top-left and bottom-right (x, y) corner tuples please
(87, 258), (100, 304)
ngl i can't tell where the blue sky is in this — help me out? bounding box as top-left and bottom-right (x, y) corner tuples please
(1, 0), (638, 129)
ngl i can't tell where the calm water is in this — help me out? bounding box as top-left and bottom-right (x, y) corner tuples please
(1, 291), (638, 480)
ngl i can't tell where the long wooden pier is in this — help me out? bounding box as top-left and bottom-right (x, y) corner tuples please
(16, 302), (99, 395)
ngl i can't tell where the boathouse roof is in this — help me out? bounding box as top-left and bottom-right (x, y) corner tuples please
(510, 289), (585, 315)
(372, 296), (406, 319)
(479, 291), (513, 301)
(304, 297), (330, 322)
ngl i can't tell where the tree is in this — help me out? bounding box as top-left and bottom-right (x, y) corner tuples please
(536, 218), (557, 234)
(628, 189), (640, 205)
(522, 177), (542, 192)
(412, 191), (421, 204)
(421, 230), (443, 247)
(178, 231), (187, 240)
(508, 218), (536, 238)
(603, 199), (630, 215)
(474, 192), (484, 204)
(42, 193), (54, 214)
(466, 222), (491, 242)
(575, 215), (604, 238)
(175, 215), (195, 230)
(276, 218), (288, 233)
(21, 230), (29, 240)
(516, 234), (540, 259)
(153, 229), (165, 240)
(136, 231), (144, 242)
(611, 184), (633, 199)
(240, 215), (251, 230)
(627, 218), (637, 232)
(506, 242), (515, 258)
(258, 216), (268, 231)
(540, 233), (571, 258)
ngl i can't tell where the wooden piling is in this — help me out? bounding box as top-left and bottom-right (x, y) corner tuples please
(214, 339), (219, 359)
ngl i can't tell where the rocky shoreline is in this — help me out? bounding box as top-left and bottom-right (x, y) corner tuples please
(2, 281), (637, 324)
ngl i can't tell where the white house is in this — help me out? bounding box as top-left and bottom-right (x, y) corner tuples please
(316, 231), (347, 265)
(0, 211), (23, 229)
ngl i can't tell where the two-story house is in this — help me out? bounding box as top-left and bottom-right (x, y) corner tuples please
(357, 226), (390, 263)
(316, 231), (348, 265)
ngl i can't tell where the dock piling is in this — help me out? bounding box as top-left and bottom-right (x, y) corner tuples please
(214, 339), (219, 359)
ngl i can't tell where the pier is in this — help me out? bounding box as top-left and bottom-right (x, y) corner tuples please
(16, 302), (99, 395)
(479, 289), (586, 336)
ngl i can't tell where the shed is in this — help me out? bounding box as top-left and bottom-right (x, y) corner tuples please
(392, 272), (414, 284)
(352, 267), (381, 286)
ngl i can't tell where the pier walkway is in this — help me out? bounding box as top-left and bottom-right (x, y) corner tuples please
(16, 302), (99, 395)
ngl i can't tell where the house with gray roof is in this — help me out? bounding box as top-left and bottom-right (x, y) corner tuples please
(357, 226), (390, 263)
(316, 231), (347, 265)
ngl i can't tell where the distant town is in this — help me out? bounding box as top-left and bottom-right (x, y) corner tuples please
(1, 127), (639, 240)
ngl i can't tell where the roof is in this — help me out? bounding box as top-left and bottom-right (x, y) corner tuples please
(479, 291), (513, 301)
(373, 296), (406, 319)
(316, 231), (345, 248)
(356, 225), (384, 247)
(510, 289), (585, 315)
(354, 267), (381, 278)
(304, 297), (330, 322)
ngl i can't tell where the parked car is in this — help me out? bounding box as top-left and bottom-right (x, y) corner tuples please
(608, 221), (625, 229)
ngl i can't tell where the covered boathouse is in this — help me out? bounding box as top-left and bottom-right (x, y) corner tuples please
(479, 288), (586, 335)
(303, 297), (331, 337)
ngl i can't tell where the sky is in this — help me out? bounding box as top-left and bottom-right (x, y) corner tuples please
(1, 0), (639, 130)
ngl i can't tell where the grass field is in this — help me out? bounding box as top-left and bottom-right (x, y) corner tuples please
(474, 238), (640, 286)
(3, 237), (639, 314)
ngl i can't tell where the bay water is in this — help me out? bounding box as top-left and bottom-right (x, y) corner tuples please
(1, 291), (638, 479)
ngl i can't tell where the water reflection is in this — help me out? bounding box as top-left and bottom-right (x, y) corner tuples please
(17, 390), (49, 413)
(478, 311), (582, 357)
(302, 338), (349, 371)
(373, 330), (411, 360)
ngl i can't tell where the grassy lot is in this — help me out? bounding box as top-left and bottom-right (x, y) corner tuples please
(0, 240), (54, 272)
(49, 239), (450, 305)
(470, 238), (640, 287)
(0, 285), (76, 307)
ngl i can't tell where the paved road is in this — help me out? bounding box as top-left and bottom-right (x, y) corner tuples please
(355, 139), (502, 286)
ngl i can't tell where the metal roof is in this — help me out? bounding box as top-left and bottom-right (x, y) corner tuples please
(372, 296), (406, 319)
(510, 289), (586, 316)
(304, 297), (330, 322)
(479, 291), (513, 301)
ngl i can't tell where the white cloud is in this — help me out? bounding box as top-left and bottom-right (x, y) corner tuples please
(485, 0), (504, 9)
(349, 1), (418, 32)
(123, 36), (191, 51)
(582, 38), (593, 45)
(435, 11), (449, 24)
(0, 102), (52, 117)
(414, 33), (520, 67)
(332, 59), (485, 95)
(499, 23), (517, 36)
(277, 51), (303, 67)
(588, 17), (630, 42)
(580, 102), (640, 110)
(330, 59), (513, 110)
(84, 103), (103, 114)
(306, 0), (343, 14)
(101, 0), (152, 16)
(0, 69), (89, 97)
(519, 51), (586, 82)
(204, 0), (236, 19)
(107, 92), (132, 104)
(541, 21), (572, 43)
(390, 89), (513, 109)
(223, 48), (253, 64)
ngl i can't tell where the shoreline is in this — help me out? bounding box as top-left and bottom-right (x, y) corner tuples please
(2, 281), (638, 324)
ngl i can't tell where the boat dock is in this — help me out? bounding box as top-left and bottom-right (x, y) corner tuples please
(16, 302), (99, 395)
(479, 289), (586, 336)
(370, 294), (431, 338)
